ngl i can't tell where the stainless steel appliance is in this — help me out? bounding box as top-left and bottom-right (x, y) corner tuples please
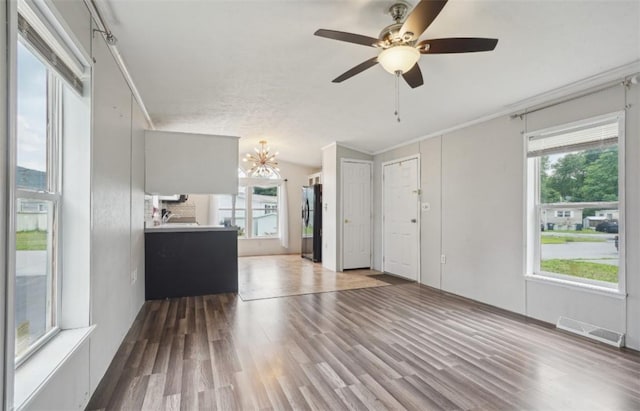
(302, 184), (322, 262)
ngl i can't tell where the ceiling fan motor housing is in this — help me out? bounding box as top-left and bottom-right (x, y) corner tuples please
(380, 3), (416, 46)
(379, 23), (404, 45)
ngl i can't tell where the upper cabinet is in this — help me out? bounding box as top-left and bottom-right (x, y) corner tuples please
(145, 130), (239, 195)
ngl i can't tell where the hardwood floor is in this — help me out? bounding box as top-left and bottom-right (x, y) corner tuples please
(239, 255), (389, 301)
(87, 283), (640, 410)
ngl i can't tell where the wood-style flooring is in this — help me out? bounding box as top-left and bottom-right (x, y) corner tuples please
(239, 255), (389, 301)
(87, 283), (640, 410)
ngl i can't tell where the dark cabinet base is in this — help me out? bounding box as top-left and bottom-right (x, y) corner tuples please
(145, 230), (238, 300)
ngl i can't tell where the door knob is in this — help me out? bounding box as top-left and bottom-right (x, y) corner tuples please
(345, 219), (350, 223)
(411, 219), (417, 223)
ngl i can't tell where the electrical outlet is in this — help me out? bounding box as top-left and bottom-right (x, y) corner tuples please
(131, 268), (137, 284)
(440, 254), (446, 264)
(421, 202), (431, 212)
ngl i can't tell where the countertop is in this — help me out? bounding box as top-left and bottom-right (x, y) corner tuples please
(145, 224), (238, 233)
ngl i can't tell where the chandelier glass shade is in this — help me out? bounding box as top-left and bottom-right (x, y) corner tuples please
(243, 140), (279, 177)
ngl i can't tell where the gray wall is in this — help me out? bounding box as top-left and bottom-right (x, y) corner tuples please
(373, 83), (640, 350)
(18, 2), (148, 409)
(626, 81), (640, 350)
(1, 0), (8, 407)
(89, 30), (147, 392)
(321, 144), (337, 270)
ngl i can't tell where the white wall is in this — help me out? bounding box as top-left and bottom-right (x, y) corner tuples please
(373, 81), (640, 349)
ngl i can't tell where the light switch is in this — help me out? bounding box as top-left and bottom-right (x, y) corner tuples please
(421, 202), (431, 212)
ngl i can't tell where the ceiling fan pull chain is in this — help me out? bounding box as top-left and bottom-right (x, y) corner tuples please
(395, 70), (401, 122)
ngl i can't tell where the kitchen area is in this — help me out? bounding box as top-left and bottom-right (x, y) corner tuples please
(143, 130), (242, 300)
(143, 129), (323, 301)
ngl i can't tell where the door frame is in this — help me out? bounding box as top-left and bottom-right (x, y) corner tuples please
(340, 158), (373, 272)
(381, 154), (421, 281)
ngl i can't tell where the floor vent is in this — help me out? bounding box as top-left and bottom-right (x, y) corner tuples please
(556, 317), (624, 348)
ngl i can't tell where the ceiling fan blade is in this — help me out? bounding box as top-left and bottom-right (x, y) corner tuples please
(400, 0), (448, 40)
(314, 29), (380, 47)
(332, 57), (379, 83)
(402, 64), (423, 89)
(418, 37), (498, 54)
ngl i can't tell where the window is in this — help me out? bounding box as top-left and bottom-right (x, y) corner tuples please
(250, 185), (279, 237)
(14, 41), (62, 362)
(212, 169), (281, 238)
(527, 113), (623, 288)
(555, 210), (572, 218)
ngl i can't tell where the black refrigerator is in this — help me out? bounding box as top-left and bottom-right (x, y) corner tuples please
(301, 184), (322, 262)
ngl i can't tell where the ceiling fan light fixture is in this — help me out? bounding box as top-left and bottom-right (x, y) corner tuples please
(378, 45), (420, 74)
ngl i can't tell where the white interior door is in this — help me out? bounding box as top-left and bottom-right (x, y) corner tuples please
(343, 161), (371, 269)
(383, 158), (419, 280)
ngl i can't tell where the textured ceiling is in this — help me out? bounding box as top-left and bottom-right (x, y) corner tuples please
(102, 0), (640, 167)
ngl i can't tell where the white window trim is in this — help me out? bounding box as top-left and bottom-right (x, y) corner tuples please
(6, 1), (92, 409)
(13, 326), (94, 411)
(524, 274), (626, 299)
(524, 111), (626, 294)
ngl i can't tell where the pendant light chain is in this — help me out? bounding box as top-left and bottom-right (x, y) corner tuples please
(394, 70), (401, 123)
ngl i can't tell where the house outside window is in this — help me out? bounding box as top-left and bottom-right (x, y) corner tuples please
(14, 41), (62, 362)
(526, 112), (624, 289)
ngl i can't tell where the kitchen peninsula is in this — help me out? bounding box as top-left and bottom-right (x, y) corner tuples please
(144, 225), (238, 300)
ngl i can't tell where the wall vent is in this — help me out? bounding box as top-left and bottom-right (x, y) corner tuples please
(556, 317), (624, 348)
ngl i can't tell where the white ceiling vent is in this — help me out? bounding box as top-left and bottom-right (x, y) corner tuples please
(556, 317), (624, 348)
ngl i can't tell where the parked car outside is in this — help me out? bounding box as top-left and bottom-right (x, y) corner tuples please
(595, 220), (619, 233)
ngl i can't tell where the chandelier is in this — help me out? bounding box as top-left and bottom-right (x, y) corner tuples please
(243, 140), (279, 177)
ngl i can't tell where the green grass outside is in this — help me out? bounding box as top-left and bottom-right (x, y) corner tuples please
(541, 259), (618, 283)
(541, 234), (606, 244)
(16, 230), (47, 251)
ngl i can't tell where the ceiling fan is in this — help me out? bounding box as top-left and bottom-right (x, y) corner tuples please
(314, 0), (498, 89)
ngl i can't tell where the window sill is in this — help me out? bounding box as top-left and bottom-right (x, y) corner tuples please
(525, 274), (626, 299)
(14, 325), (95, 411)
(238, 237), (281, 241)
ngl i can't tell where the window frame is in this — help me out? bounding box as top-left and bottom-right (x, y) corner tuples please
(14, 45), (63, 367)
(526, 112), (625, 292)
